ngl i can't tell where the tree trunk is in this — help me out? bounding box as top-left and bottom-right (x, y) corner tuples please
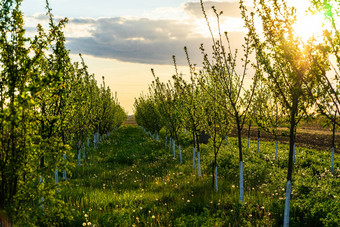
(275, 134), (278, 159)
(193, 131), (196, 169)
(257, 128), (260, 153)
(212, 152), (218, 192)
(236, 116), (244, 203)
(196, 133), (201, 176)
(247, 120), (251, 149)
(331, 113), (336, 174)
(284, 103), (297, 227)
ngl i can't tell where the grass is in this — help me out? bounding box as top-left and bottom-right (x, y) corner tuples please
(61, 125), (340, 226)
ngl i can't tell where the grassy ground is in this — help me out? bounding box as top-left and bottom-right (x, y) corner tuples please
(62, 125), (340, 226)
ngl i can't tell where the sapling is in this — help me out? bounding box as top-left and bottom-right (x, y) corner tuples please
(171, 51), (204, 176)
(199, 0), (258, 198)
(242, 0), (325, 224)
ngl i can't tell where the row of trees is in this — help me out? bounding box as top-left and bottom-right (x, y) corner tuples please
(0, 0), (126, 225)
(134, 0), (340, 226)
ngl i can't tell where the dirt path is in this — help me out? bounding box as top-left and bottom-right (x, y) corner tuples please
(123, 115), (137, 125)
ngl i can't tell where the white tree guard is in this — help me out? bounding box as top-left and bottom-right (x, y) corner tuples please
(331, 147), (334, 174)
(78, 147), (81, 166)
(215, 166), (218, 192)
(54, 169), (58, 184)
(247, 138), (250, 149)
(63, 154), (67, 180)
(169, 138), (172, 151)
(179, 146), (182, 164)
(83, 145), (85, 160)
(93, 134), (96, 149)
(39, 176), (44, 209)
(156, 133), (159, 141)
(173, 140), (176, 158)
(275, 140), (278, 159)
(197, 151), (201, 177)
(240, 161), (244, 203)
(193, 147), (196, 169)
(283, 180), (292, 227)
(257, 138), (260, 153)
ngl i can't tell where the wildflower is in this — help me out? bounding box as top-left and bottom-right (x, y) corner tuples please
(249, 214), (252, 218)
(82, 223), (86, 226)
(152, 215), (155, 219)
(87, 222), (91, 226)
(84, 214), (88, 218)
(187, 200), (190, 203)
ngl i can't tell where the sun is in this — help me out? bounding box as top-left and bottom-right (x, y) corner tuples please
(288, 0), (327, 43)
(293, 12), (325, 42)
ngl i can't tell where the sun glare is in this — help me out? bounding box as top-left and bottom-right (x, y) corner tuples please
(293, 12), (325, 42)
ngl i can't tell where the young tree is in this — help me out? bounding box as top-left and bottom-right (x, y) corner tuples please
(0, 1), (126, 224)
(241, 0), (326, 225)
(310, 0), (340, 175)
(199, 0), (258, 202)
(172, 50), (204, 175)
(134, 94), (163, 135)
(251, 81), (287, 157)
(150, 70), (183, 157)
(199, 68), (231, 191)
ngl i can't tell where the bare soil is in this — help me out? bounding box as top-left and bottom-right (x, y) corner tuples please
(231, 126), (340, 152)
(123, 115), (137, 125)
(125, 115), (339, 152)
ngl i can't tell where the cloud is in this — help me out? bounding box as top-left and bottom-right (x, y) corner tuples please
(23, 1), (248, 66)
(66, 17), (246, 65)
(184, 0), (242, 18)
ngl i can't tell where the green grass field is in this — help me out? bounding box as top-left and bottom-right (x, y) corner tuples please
(61, 125), (340, 226)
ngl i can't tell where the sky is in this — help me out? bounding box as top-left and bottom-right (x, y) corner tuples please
(20, 0), (311, 114)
